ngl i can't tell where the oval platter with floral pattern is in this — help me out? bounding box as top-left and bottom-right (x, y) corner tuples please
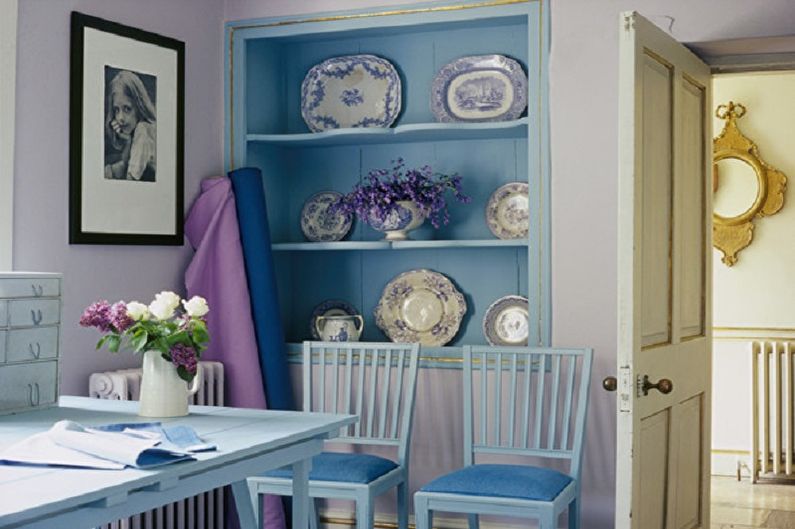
(301, 54), (402, 132)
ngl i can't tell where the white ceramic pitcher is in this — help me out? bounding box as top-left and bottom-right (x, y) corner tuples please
(315, 315), (364, 342)
(139, 350), (203, 417)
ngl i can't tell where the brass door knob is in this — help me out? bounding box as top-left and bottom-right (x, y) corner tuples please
(641, 375), (673, 396)
(603, 376), (618, 392)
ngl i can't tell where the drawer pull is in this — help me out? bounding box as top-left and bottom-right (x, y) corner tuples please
(33, 383), (40, 406)
(30, 284), (44, 297)
(31, 309), (43, 326)
(28, 383), (36, 406)
(29, 342), (41, 359)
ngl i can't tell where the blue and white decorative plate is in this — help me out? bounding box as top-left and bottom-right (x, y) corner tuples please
(310, 299), (359, 340)
(374, 269), (466, 347)
(483, 295), (529, 346)
(301, 54), (402, 132)
(486, 182), (529, 239)
(300, 191), (352, 242)
(431, 55), (528, 123)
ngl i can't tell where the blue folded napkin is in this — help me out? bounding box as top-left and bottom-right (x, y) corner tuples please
(94, 422), (217, 452)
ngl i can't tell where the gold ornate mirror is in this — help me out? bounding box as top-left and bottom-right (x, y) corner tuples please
(713, 102), (787, 266)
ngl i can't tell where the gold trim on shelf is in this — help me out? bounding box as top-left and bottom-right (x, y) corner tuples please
(234, 0), (532, 31)
(712, 101), (787, 266)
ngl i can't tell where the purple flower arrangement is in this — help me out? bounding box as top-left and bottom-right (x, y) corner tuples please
(79, 292), (210, 382)
(333, 159), (470, 229)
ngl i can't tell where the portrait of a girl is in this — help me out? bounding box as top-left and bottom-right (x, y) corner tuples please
(103, 67), (157, 182)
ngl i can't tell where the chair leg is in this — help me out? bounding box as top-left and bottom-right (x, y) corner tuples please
(467, 513), (479, 529)
(309, 498), (319, 529)
(568, 497), (580, 529)
(397, 481), (409, 529)
(414, 494), (432, 529)
(539, 509), (556, 529)
(355, 495), (374, 529)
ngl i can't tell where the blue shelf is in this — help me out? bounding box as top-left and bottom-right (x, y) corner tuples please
(271, 239), (528, 251)
(247, 119), (528, 147)
(271, 241), (390, 251)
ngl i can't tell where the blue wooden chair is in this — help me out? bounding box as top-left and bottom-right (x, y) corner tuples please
(248, 341), (420, 529)
(414, 345), (593, 529)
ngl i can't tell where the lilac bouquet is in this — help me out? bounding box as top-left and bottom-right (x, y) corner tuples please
(333, 159), (470, 229)
(80, 291), (209, 382)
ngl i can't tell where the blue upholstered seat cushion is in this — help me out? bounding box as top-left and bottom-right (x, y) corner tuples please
(264, 452), (398, 484)
(420, 464), (573, 502)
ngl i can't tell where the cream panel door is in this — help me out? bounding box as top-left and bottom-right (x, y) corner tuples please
(617, 12), (712, 529)
(640, 54), (672, 348)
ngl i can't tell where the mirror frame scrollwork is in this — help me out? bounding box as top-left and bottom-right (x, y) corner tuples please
(713, 101), (787, 266)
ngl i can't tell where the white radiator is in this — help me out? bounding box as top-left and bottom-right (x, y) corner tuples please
(89, 361), (225, 529)
(751, 341), (795, 482)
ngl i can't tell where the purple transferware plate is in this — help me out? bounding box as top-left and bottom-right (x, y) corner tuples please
(431, 54), (528, 123)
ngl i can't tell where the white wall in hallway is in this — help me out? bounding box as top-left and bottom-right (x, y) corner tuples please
(711, 71), (795, 472)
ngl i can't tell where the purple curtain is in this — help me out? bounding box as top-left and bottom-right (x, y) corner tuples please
(185, 177), (285, 529)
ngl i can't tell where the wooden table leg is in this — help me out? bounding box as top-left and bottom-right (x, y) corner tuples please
(292, 457), (312, 529)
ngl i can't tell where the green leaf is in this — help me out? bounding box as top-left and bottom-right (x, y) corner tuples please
(106, 335), (121, 353)
(192, 325), (209, 346)
(176, 365), (194, 383)
(167, 330), (190, 346)
(96, 335), (109, 350)
(155, 338), (170, 356)
(130, 331), (149, 353)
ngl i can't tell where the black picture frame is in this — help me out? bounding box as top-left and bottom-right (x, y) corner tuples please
(69, 12), (184, 245)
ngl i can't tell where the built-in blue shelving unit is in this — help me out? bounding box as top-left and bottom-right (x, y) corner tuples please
(225, 0), (550, 354)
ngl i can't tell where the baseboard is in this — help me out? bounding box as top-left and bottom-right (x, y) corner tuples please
(711, 450), (752, 478)
(319, 509), (528, 529)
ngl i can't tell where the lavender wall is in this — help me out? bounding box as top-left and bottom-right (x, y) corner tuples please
(12, 0), (795, 526)
(13, 0), (224, 395)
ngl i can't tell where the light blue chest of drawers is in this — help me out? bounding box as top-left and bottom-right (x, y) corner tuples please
(0, 272), (62, 414)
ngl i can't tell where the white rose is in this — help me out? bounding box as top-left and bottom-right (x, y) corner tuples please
(182, 296), (209, 318)
(126, 301), (150, 321)
(153, 291), (181, 312)
(149, 299), (175, 321)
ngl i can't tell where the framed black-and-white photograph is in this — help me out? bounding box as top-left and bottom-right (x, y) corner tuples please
(70, 12), (184, 245)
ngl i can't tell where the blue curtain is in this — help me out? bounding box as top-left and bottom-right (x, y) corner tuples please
(229, 167), (294, 411)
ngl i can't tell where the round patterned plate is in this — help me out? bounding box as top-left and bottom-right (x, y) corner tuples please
(486, 183), (529, 239)
(483, 295), (529, 346)
(300, 191), (352, 242)
(310, 299), (359, 340)
(374, 269), (466, 346)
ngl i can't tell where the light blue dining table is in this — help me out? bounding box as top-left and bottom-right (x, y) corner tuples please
(0, 396), (356, 529)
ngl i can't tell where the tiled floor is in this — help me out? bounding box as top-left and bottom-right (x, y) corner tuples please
(712, 476), (795, 528)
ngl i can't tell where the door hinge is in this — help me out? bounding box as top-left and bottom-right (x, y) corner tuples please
(618, 365), (632, 413)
